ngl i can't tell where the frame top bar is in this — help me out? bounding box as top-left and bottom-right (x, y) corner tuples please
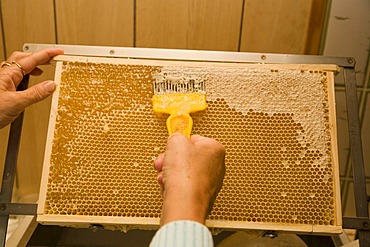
(23, 43), (356, 68)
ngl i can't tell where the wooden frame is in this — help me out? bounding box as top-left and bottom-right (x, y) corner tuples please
(37, 54), (342, 235)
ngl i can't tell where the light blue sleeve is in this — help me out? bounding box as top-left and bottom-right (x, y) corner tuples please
(149, 221), (214, 247)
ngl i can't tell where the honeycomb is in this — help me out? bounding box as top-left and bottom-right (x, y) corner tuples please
(38, 55), (341, 234)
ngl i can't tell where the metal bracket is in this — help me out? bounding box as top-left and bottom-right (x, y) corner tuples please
(23, 43), (356, 68)
(0, 203), (37, 216)
(343, 217), (370, 231)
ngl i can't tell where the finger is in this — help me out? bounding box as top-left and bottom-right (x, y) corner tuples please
(165, 133), (192, 162)
(6, 51), (30, 62)
(154, 153), (165, 171)
(190, 135), (208, 143)
(0, 61), (11, 68)
(166, 133), (188, 146)
(16, 48), (64, 75)
(15, 80), (56, 108)
(156, 172), (163, 185)
(5, 51), (49, 76)
(167, 132), (182, 142)
(0, 67), (25, 90)
(160, 184), (164, 197)
(156, 172), (165, 197)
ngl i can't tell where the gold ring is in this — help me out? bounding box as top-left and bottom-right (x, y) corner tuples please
(1, 62), (11, 68)
(11, 61), (26, 76)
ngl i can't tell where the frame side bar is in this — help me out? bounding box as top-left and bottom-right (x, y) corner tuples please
(23, 43), (355, 68)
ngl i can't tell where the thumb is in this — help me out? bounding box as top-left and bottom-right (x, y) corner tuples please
(17, 80), (56, 107)
(190, 135), (207, 143)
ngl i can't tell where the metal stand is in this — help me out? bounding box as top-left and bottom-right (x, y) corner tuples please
(341, 67), (370, 246)
(0, 74), (38, 247)
(0, 44), (368, 246)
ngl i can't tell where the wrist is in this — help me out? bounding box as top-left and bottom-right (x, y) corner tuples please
(160, 187), (210, 226)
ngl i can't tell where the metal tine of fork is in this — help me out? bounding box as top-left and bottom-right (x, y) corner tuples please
(154, 78), (205, 94)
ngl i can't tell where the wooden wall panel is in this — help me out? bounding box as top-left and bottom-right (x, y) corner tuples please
(56, 0), (134, 46)
(2, 0), (55, 55)
(304, 0), (328, 54)
(136, 0), (243, 51)
(1, 0), (56, 198)
(0, 13), (4, 60)
(0, 6), (6, 188)
(240, 0), (314, 54)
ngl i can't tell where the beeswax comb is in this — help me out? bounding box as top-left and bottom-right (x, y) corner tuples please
(152, 78), (207, 138)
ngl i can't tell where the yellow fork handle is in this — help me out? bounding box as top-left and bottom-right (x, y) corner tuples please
(166, 113), (193, 138)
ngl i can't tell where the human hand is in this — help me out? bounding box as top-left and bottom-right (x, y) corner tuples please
(154, 134), (226, 225)
(0, 48), (64, 128)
